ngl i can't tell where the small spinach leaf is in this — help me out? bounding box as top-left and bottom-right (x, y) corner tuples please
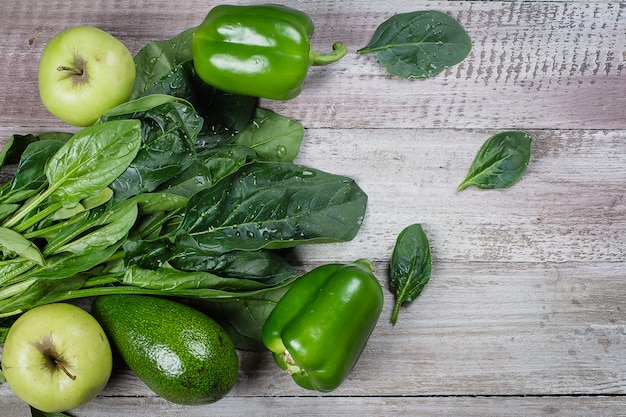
(358, 10), (472, 79)
(390, 223), (432, 325)
(234, 108), (304, 162)
(0, 227), (44, 265)
(0, 140), (63, 205)
(131, 27), (196, 100)
(458, 131), (533, 191)
(0, 132), (71, 169)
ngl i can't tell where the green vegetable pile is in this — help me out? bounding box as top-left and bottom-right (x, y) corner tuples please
(0, 26), (367, 339)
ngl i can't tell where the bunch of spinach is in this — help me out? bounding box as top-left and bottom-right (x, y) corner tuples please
(0, 29), (368, 346)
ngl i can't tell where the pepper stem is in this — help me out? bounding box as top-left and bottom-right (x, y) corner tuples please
(311, 42), (348, 66)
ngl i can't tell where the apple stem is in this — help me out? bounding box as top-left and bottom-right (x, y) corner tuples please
(55, 359), (77, 380)
(57, 65), (83, 76)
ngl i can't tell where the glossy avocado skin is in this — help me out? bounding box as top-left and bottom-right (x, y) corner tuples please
(92, 294), (239, 405)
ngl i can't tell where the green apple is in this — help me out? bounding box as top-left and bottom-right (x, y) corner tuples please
(38, 25), (136, 126)
(1, 303), (113, 412)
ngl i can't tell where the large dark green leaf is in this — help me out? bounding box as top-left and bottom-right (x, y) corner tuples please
(125, 231), (294, 285)
(358, 10), (472, 79)
(178, 161), (368, 254)
(170, 235), (294, 284)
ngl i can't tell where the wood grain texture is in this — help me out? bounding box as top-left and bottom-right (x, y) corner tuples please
(4, 394), (626, 417)
(0, 1), (624, 130)
(0, 0), (625, 415)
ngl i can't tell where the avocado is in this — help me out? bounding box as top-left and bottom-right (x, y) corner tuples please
(91, 294), (239, 405)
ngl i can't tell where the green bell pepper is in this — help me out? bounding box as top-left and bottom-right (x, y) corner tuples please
(262, 259), (384, 392)
(191, 4), (348, 100)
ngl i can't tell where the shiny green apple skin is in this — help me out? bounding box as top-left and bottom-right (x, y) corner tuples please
(38, 25), (136, 127)
(1, 303), (113, 413)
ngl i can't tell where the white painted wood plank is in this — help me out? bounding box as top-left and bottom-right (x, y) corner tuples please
(5, 393), (626, 417)
(289, 128), (626, 264)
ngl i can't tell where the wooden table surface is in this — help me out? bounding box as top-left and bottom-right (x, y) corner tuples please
(1, 0), (625, 416)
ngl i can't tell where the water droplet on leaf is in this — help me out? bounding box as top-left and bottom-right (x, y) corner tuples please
(275, 145), (287, 159)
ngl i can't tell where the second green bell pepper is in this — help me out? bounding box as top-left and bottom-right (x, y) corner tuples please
(262, 259), (384, 392)
(191, 4), (348, 100)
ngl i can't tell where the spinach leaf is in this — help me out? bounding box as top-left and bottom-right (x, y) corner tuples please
(358, 10), (472, 79)
(125, 233), (294, 285)
(171, 234), (294, 284)
(389, 223), (432, 325)
(0, 227), (43, 265)
(0, 132), (71, 169)
(101, 94), (191, 119)
(0, 259), (36, 287)
(114, 103), (200, 201)
(160, 144), (255, 198)
(191, 283), (293, 351)
(0, 205), (18, 223)
(52, 203), (138, 256)
(132, 27), (257, 151)
(0, 275), (87, 317)
(25, 243), (123, 282)
(122, 265), (279, 292)
(177, 161), (368, 254)
(46, 120), (143, 208)
(1, 121), (142, 231)
(0, 134), (38, 168)
(0, 140), (63, 205)
(131, 27), (196, 100)
(234, 108), (304, 162)
(458, 131), (533, 191)
(143, 60), (257, 151)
